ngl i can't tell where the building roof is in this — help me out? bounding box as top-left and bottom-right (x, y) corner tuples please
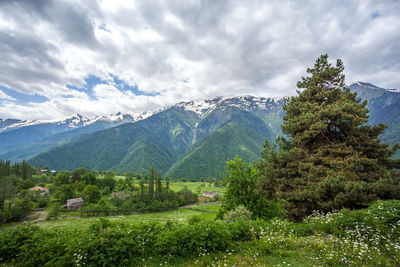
(28, 186), (48, 192)
(66, 197), (84, 205)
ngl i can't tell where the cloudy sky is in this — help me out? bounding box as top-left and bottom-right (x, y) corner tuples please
(0, 0), (399, 120)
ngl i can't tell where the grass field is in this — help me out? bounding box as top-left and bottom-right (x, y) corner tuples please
(33, 204), (221, 230)
(168, 181), (225, 194)
(128, 180), (226, 195)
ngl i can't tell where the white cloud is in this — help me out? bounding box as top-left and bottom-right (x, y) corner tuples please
(0, 89), (15, 101)
(0, 0), (399, 119)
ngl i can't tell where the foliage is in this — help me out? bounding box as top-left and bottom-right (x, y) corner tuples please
(259, 54), (400, 220)
(1, 200), (399, 266)
(82, 185), (100, 204)
(187, 214), (202, 225)
(223, 205), (252, 223)
(0, 160), (36, 223)
(220, 155), (285, 220)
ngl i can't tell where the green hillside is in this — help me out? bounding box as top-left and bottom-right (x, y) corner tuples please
(166, 122), (266, 179)
(110, 136), (175, 174)
(166, 108), (276, 178)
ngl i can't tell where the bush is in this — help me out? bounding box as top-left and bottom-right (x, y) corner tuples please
(37, 196), (49, 208)
(187, 215), (202, 225)
(223, 205), (252, 223)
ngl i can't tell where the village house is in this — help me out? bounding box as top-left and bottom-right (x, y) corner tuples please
(202, 190), (219, 198)
(28, 186), (49, 195)
(65, 197), (84, 210)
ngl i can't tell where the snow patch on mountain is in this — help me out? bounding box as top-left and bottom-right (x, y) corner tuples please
(386, 89), (400, 93)
(0, 110), (155, 133)
(171, 95), (284, 117)
(349, 82), (400, 94)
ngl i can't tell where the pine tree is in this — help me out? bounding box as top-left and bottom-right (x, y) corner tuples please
(259, 54), (400, 220)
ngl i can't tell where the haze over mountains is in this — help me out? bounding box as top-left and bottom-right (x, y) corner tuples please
(0, 82), (399, 179)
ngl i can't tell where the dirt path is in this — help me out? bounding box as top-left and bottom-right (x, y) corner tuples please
(179, 202), (221, 209)
(35, 211), (48, 222)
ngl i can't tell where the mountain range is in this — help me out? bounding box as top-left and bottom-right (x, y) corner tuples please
(0, 82), (399, 179)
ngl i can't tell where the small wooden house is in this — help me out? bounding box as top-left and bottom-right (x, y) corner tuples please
(66, 197), (84, 210)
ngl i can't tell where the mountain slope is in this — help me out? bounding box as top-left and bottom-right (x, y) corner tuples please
(349, 82), (400, 147)
(166, 108), (274, 178)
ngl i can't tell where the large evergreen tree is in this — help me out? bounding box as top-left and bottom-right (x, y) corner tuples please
(259, 54), (400, 220)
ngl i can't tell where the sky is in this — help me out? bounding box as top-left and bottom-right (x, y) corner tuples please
(0, 0), (399, 120)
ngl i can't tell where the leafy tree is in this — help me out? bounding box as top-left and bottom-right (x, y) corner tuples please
(54, 172), (70, 186)
(100, 175), (116, 192)
(82, 172), (97, 185)
(59, 184), (75, 203)
(10, 197), (31, 220)
(82, 185), (101, 204)
(16, 179), (34, 192)
(71, 170), (82, 183)
(259, 54), (400, 220)
(220, 156), (284, 220)
(178, 186), (197, 204)
(73, 167), (88, 176)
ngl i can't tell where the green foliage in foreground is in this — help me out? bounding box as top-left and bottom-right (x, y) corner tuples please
(0, 200), (399, 266)
(219, 156), (285, 220)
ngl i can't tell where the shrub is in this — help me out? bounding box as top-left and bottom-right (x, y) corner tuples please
(223, 205), (252, 223)
(187, 215), (202, 225)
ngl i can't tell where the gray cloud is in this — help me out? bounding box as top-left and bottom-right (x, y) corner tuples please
(0, 0), (399, 119)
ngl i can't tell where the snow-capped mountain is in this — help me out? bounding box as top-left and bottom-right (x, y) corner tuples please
(0, 110), (156, 157)
(0, 95), (284, 134)
(0, 111), (155, 133)
(348, 81), (400, 101)
(171, 95), (284, 117)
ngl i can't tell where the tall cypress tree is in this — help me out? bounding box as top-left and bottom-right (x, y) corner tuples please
(156, 171), (162, 195)
(259, 54), (400, 220)
(165, 177), (170, 192)
(148, 165), (154, 201)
